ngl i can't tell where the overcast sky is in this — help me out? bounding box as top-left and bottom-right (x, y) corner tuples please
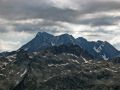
(0, 0), (120, 52)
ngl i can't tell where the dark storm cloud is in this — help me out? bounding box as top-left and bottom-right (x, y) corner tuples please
(0, 0), (120, 27)
(0, 0), (77, 22)
(0, 0), (120, 22)
(79, 16), (120, 26)
(81, 1), (120, 14)
(0, 6), (77, 22)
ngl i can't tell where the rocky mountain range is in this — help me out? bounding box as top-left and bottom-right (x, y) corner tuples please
(20, 32), (120, 60)
(0, 32), (120, 90)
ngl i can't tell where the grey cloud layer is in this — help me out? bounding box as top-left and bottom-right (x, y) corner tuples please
(0, 0), (120, 22)
(0, 0), (120, 51)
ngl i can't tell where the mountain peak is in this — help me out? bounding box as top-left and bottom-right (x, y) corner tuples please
(36, 32), (53, 37)
(96, 40), (105, 43)
(59, 33), (74, 38)
(53, 33), (76, 45)
(60, 33), (71, 36)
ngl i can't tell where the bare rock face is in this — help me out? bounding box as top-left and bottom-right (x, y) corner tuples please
(0, 49), (120, 90)
(20, 32), (119, 60)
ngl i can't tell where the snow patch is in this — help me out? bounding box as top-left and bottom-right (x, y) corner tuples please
(3, 62), (8, 66)
(24, 48), (29, 51)
(0, 74), (4, 76)
(20, 69), (27, 77)
(93, 46), (102, 53)
(81, 56), (88, 63)
(105, 68), (117, 72)
(69, 59), (80, 64)
(33, 52), (38, 55)
(48, 63), (69, 67)
(66, 53), (79, 58)
(93, 42), (105, 53)
(102, 54), (109, 60)
(51, 42), (55, 46)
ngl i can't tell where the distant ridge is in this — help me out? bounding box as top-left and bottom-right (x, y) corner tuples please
(20, 32), (120, 60)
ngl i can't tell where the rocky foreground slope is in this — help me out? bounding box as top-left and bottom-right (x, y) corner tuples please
(0, 48), (120, 90)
